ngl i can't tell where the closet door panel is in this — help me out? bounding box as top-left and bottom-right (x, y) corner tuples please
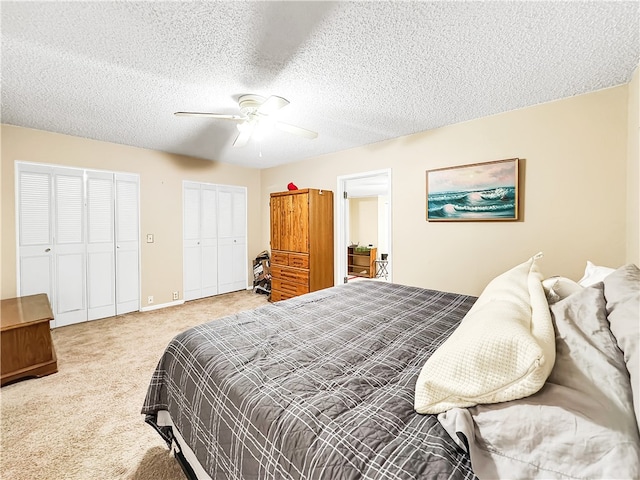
(201, 185), (218, 297)
(217, 237), (246, 293)
(17, 166), (54, 321)
(231, 239), (246, 285)
(55, 251), (85, 325)
(115, 174), (140, 314)
(201, 244), (218, 297)
(217, 186), (247, 294)
(217, 239), (234, 294)
(87, 252), (114, 315)
(53, 169), (87, 327)
(19, 255), (52, 299)
(184, 247), (202, 301)
(183, 183), (203, 301)
(230, 188), (246, 289)
(217, 189), (233, 239)
(232, 190), (246, 237)
(87, 172), (116, 320)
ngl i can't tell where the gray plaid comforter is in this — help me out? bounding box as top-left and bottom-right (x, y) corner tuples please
(142, 280), (478, 480)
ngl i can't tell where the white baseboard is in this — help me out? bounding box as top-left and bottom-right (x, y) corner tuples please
(139, 299), (185, 312)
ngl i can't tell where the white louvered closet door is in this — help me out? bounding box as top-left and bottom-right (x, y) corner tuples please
(115, 173), (140, 315)
(217, 186), (247, 294)
(86, 171), (116, 320)
(17, 164), (55, 323)
(17, 163), (140, 327)
(183, 182), (203, 301)
(200, 184), (219, 298)
(53, 167), (87, 327)
(183, 182), (219, 301)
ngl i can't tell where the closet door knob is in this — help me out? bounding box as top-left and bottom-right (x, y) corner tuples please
(45, 248), (51, 252)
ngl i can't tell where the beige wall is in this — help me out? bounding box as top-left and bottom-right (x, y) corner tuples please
(3, 82), (635, 303)
(261, 86), (630, 296)
(1, 125), (262, 303)
(627, 65), (640, 265)
(349, 197), (378, 248)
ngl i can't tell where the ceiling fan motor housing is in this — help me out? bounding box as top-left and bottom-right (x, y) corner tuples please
(239, 95), (265, 116)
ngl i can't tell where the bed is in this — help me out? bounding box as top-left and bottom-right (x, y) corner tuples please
(142, 258), (640, 480)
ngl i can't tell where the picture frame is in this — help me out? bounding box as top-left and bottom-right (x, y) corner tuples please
(426, 158), (519, 221)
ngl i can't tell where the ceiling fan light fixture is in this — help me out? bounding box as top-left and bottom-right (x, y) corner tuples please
(253, 118), (275, 140)
(176, 94), (317, 148)
(236, 121), (251, 133)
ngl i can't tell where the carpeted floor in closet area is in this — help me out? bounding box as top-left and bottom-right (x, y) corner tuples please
(1, 290), (269, 480)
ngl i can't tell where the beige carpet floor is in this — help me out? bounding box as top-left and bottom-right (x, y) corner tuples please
(1, 290), (269, 479)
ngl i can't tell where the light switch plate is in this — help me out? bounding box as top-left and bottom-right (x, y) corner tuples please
(146, 234), (154, 243)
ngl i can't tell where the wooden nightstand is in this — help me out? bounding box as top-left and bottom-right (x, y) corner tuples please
(1, 294), (58, 386)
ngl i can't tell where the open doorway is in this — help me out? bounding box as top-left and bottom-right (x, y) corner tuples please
(336, 169), (392, 284)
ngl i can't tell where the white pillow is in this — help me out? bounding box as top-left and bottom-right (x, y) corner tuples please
(414, 254), (556, 414)
(578, 261), (615, 287)
(542, 276), (583, 304)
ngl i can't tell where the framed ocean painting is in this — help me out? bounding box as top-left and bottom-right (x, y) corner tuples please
(426, 158), (519, 221)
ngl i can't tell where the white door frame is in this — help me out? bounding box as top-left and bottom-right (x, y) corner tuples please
(336, 169), (392, 285)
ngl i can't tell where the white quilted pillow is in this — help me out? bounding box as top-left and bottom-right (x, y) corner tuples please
(414, 254), (556, 414)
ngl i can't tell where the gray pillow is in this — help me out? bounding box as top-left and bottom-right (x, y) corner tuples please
(438, 283), (640, 479)
(603, 263), (640, 433)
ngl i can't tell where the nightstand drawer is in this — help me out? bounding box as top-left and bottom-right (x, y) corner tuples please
(271, 265), (310, 285)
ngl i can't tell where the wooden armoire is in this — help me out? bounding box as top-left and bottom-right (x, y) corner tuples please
(270, 188), (334, 301)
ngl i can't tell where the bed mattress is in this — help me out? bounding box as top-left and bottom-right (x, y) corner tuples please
(142, 280), (478, 479)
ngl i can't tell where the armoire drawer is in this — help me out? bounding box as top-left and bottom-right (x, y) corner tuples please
(288, 253), (309, 268)
(271, 265), (310, 285)
(271, 251), (290, 266)
(272, 279), (310, 297)
(271, 251), (309, 269)
(270, 289), (295, 302)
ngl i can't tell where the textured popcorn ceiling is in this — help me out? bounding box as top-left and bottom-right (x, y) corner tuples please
(1, 1), (638, 168)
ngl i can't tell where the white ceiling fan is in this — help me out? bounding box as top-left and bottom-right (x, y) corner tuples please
(175, 95), (318, 147)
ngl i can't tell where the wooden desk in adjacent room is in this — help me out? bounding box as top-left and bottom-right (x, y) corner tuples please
(1, 294), (57, 386)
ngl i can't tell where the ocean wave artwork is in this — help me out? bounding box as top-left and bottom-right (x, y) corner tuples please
(428, 186), (516, 218)
(426, 159), (519, 221)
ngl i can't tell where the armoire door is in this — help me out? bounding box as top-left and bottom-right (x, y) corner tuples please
(217, 186), (247, 294)
(270, 191), (309, 253)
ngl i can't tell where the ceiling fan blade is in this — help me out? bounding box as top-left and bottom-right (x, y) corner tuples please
(233, 122), (256, 147)
(174, 112), (244, 121)
(257, 95), (289, 115)
(275, 121), (318, 139)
